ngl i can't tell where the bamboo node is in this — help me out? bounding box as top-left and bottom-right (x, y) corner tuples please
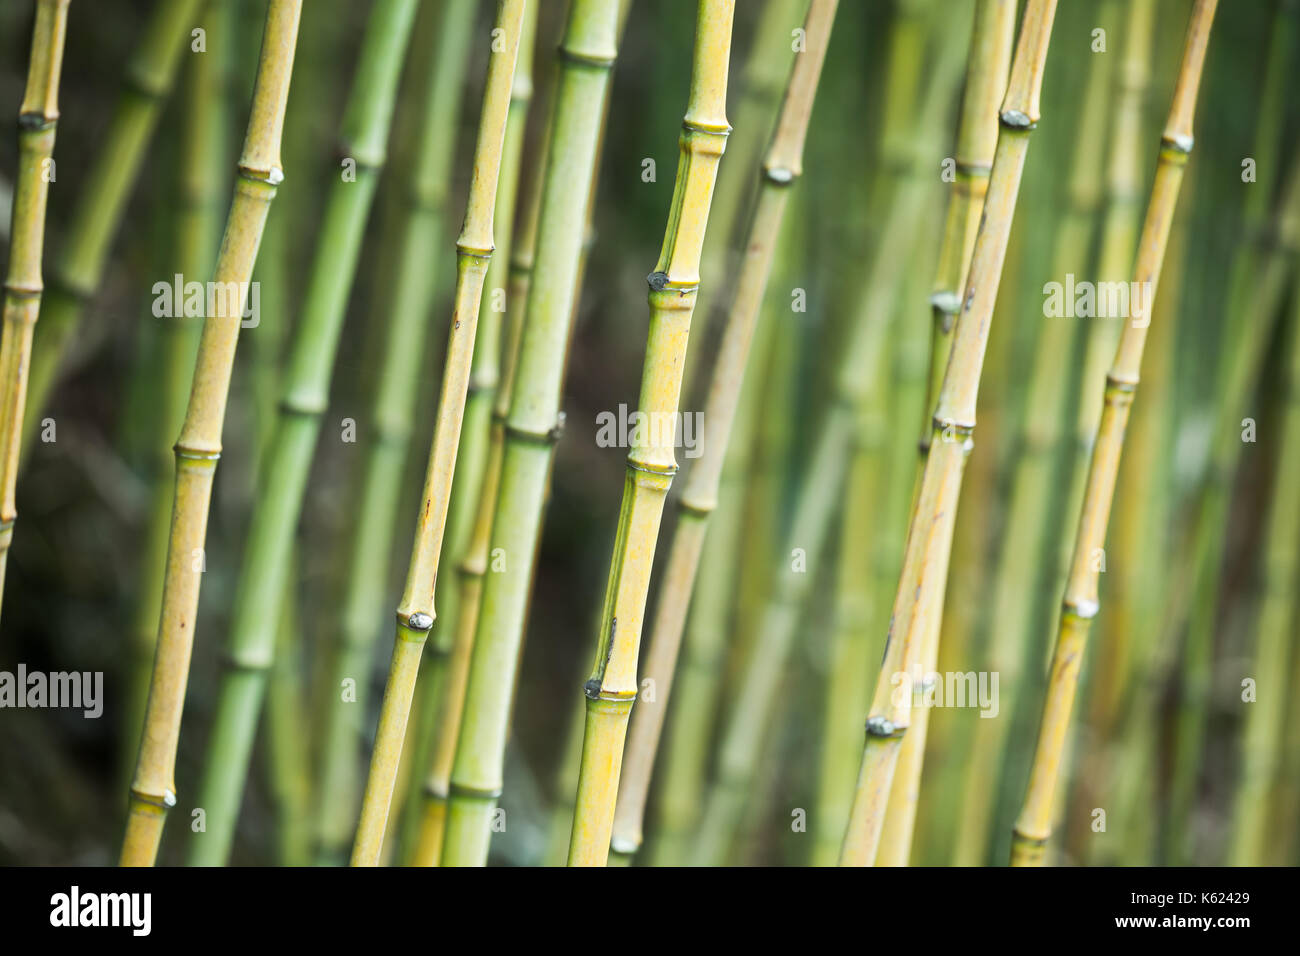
(1163, 132), (1194, 154)
(929, 290), (961, 316)
(3, 281), (43, 301)
(763, 165), (796, 185)
(557, 45), (617, 71)
(609, 835), (640, 855)
(130, 787), (177, 810)
(999, 110), (1035, 129)
(865, 715), (897, 738)
(17, 112), (55, 131)
(1063, 596), (1100, 620)
(405, 611), (434, 632)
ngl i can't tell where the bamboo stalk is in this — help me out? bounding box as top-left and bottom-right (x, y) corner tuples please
(311, 0), (481, 866)
(184, 0), (420, 867)
(1010, 0), (1218, 868)
(22, 0), (204, 454)
(948, 0), (1122, 868)
(439, 0), (622, 868)
(0, 0), (70, 619)
(691, 12), (970, 867)
(119, 0), (303, 867)
(605, 0), (834, 867)
(122, 0), (230, 790)
(403, 0), (540, 868)
(839, 0), (1059, 868)
(1228, 268), (1300, 865)
(875, 0), (1015, 867)
(349, 0), (527, 867)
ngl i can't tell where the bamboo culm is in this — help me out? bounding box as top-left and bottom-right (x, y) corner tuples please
(607, 0), (836, 866)
(0, 0), (70, 619)
(1010, 0), (1218, 867)
(312, 0), (480, 866)
(120, 0), (304, 867)
(350, 0), (528, 867)
(439, 0), (622, 868)
(839, 0), (1059, 867)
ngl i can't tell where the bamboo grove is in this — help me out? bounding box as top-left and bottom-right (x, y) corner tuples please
(0, 0), (1297, 870)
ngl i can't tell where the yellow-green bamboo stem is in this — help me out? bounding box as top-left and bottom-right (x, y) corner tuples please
(440, 0), (622, 868)
(0, 0), (69, 620)
(1228, 268), (1300, 865)
(311, 0), (480, 866)
(840, 0), (1059, 868)
(568, 0), (736, 867)
(950, 0), (1124, 868)
(119, 0), (303, 868)
(875, 0), (1014, 868)
(404, 0), (540, 869)
(1010, 0), (1217, 867)
(350, 0), (527, 867)
(187, 0), (420, 867)
(23, 0), (203, 454)
(123, 0), (229, 790)
(607, 0), (834, 867)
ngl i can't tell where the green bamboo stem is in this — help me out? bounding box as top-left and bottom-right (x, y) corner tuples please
(1164, 1), (1296, 862)
(689, 15), (969, 867)
(401, 0), (539, 868)
(949, 0), (1119, 868)
(840, 0), (1058, 868)
(350, 0), (527, 867)
(120, 0), (303, 867)
(1010, 0), (1218, 867)
(185, 0), (419, 867)
(0, 0), (69, 619)
(311, 0), (480, 866)
(439, 0), (622, 868)
(22, 0), (204, 454)
(680, 0), (806, 400)
(123, 0), (230, 790)
(1228, 269), (1300, 866)
(605, 0), (833, 867)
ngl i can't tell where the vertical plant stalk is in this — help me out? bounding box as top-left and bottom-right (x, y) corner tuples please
(1009, 0), (1218, 868)
(311, 0), (480, 866)
(404, 1), (540, 869)
(439, 0), (621, 868)
(948, 0), (1124, 869)
(567, 0), (736, 868)
(124, 0), (229, 787)
(839, 0), (1058, 868)
(120, 0), (303, 867)
(690, 11), (969, 868)
(875, 0), (1015, 867)
(349, 0), (527, 867)
(185, 0), (420, 867)
(0, 0), (70, 617)
(606, 0), (834, 867)
(22, 0), (204, 452)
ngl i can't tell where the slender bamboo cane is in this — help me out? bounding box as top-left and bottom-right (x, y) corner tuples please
(119, 0), (303, 867)
(605, 0), (833, 867)
(875, 0), (1015, 868)
(1010, 0), (1218, 867)
(948, 0), (1120, 868)
(839, 0), (1059, 868)
(680, 0), (806, 400)
(185, 0), (420, 867)
(439, 0), (622, 868)
(1228, 268), (1300, 866)
(691, 15), (969, 867)
(350, 0), (527, 867)
(122, 0), (229, 788)
(0, 0), (69, 619)
(403, 0), (540, 868)
(567, 0), (738, 868)
(310, 0), (480, 866)
(22, 0), (203, 454)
